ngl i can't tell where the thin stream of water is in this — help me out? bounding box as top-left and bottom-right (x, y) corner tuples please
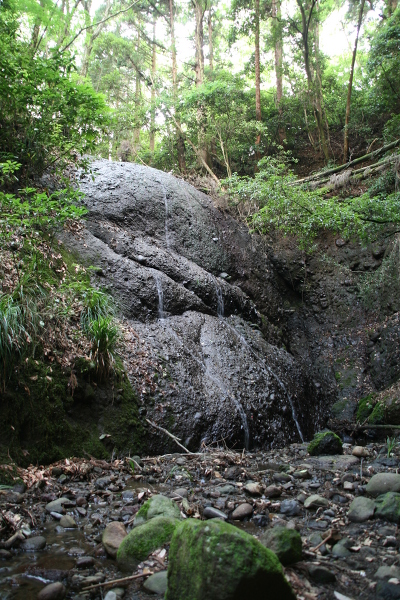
(153, 273), (164, 319)
(223, 319), (305, 442)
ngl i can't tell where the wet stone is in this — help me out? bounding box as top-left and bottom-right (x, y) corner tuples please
(244, 482), (262, 496)
(218, 485), (236, 495)
(264, 485), (282, 498)
(37, 582), (66, 600)
(143, 570), (168, 595)
(203, 506), (227, 520)
(20, 536), (46, 552)
(280, 500), (301, 516)
(231, 503), (253, 520)
(76, 557), (95, 569)
(347, 497), (375, 522)
(304, 495), (329, 509)
(59, 515), (77, 528)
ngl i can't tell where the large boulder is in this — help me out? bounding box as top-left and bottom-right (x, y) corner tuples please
(117, 516), (179, 572)
(165, 519), (296, 600)
(375, 492), (400, 524)
(60, 159), (324, 453)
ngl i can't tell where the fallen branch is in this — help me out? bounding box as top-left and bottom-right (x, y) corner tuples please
(146, 419), (193, 454)
(294, 138), (400, 185)
(310, 528), (339, 552)
(82, 571), (153, 592)
(356, 424), (400, 431)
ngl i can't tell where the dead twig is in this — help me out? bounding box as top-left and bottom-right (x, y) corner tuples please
(146, 419), (193, 454)
(82, 571), (153, 592)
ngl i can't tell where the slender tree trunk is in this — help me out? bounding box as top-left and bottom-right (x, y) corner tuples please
(343, 0), (365, 163)
(387, 0), (397, 15)
(192, 0), (211, 168)
(80, 0), (111, 77)
(133, 28), (141, 147)
(314, 1), (331, 149)
(255, 0), (261, 123)
(193, 0), (205, 86)
(169, 0), (186, 172)
(208, 8), (214, 71)
(296, 0), (329, 161)
(150, 19), (156, 155)
(272, 0), (285, 143)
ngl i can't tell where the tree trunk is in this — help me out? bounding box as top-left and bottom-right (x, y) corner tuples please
(208, 8), (214, 71)
(343, 0), (366, 163)
(272, 0), (284, 143)
(296, 0), (329, 161)
(255, 0), (261, 123)
(193, 0), (205, 86)
(150, 18), (156, 155)
(133, 28), (141, 147)
(80, 0), (111, 78)
(169, 0), (186, 172)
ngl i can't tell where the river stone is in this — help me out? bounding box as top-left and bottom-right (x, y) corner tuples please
(280, 500), (301, 516)
(375, 565), (400, 580)
(117, 516), (179, 571)
(59, 515), (77, 529)
(165, 519), (296, 600)
(134, 495), (181, 526)
(231, 503), (253, 520)
(352, 446), (369, 458)
(265, 485), (282, 498)
(203, 506), (227, 520)
(260, 527), (302, 566)
(375, 492), (400, 524)
(104, 593), (117, 600)
(219, 485), (236, 495)
(244, 482), (263, 496)
(348, 497), (376, 522)
(37, 582), (66, 600)
(304, 494), (329, 509)
(20, 536), (46, 552)
(366, 473), (400, 497)
(307, 431), (343, 456)
(143, 571), (168, 595)
(45, 498), (69, 514)
(102, 522), (127, 558)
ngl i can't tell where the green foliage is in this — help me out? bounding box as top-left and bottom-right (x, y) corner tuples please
(387, 436), (398, 458)
(0, 1), (108, 182)
(87, 316), (119, 381)
(224, 152), (400, 249)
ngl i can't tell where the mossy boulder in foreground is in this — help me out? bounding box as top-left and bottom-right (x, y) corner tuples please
(307, 431), (342, 456)
(117, 516), (179, 572)
(260, 526), (302, 566)
(134, 494), (181, 526)
(165, 519), (296, 600)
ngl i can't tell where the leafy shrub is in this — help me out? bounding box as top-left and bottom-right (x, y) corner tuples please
(87, 316), (119, 380)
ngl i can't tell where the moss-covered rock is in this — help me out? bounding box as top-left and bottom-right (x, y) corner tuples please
(0, 358), (145, 466)
(375, 492), (400, 524)
(134, 494), (181, 526)
(307, 431), (343, 456)
(260, 527), (302, 566)
(356, 394), (375, 423)
(165, 519), (296, 600)
(368, 401), (385, 425)
(117, 516), (179, 572)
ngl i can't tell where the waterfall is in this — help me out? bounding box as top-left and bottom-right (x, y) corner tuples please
(153, 273), (164, 319)
(213, 277), (224, 317)
(223, 320), (305, 442)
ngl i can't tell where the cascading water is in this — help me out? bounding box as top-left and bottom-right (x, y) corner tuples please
(212, 277), (224, 317)
(223, 319), (305, 443)
(153, 273), (164, 319)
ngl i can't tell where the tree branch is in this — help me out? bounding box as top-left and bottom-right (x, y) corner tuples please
(59, 0), (142, 54)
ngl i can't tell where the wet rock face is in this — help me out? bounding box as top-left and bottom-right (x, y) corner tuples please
(64, 160), (324, 452)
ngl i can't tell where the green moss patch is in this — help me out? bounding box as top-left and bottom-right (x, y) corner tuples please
(260, 527), (302, 566)
(307, 431), (343, 456)
(357, 394), (376, 423)
(0, 358), (145, 466)
(368, 401), (385, 425)
(117, 516), (179, 572)
(165, 519), (296, 600)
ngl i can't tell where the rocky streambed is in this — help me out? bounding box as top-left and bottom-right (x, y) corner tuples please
(2, 440), (400, 599)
